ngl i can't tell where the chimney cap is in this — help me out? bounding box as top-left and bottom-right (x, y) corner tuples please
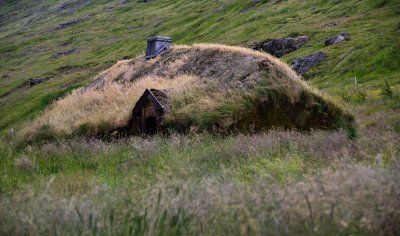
(145, 36), (172, 59)
(147, 36), (172, 42)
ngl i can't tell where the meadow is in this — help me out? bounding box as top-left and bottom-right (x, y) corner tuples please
(1, 93), (400, 235)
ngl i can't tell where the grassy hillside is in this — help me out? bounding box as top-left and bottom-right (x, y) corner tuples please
(0, 0), (399, 132)
(1, 0), (400, 235)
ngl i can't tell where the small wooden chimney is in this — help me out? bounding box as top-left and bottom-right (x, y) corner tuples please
(145, 36), (172, 59)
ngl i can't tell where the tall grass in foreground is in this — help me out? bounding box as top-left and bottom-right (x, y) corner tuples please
(1, 118), (399, 235)
(1, 164), (399, 235)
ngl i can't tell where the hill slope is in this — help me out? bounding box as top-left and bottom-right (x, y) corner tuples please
(0, 0), (399, 132)
(1, 1), (400, 235)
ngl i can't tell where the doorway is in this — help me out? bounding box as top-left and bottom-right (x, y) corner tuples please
(144, 116), (157, 135)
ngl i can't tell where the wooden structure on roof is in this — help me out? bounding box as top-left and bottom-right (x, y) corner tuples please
(145, 36), (172, 59)
(131, 89), (168, 135)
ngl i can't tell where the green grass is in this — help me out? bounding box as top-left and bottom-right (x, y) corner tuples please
(1, 114), (399, 234)
(0, 134), (312, 193)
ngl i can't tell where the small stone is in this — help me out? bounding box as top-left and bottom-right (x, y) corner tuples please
(29, 78), (45, 86)
(8, 128), (15, 137)
(325, 32), (350, 46)
(291, 51), (327, 75)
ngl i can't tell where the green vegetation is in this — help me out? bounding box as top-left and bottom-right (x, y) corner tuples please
(1, 0), (400, 235)
(1, 99), (399, 234)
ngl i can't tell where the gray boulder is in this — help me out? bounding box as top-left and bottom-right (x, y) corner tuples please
(53, 14), (92, 31)
(57, 0), (91, 14)
(325, 32), (350, 46)
(56, 19), (82, 30)
(29, 78), (45, 87)
(252, 36), (309, 57)
(291, 51), (327, 75)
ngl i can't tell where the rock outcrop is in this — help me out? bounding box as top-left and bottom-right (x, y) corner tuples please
(325, 33), (350, 46)
(104, 0), (128, 12)
(52, 14), (93, 32)
(52, 48), (80, 58)
(57, 0), (91, 14)
(292, 51), (327, 75)
(251, 36), (309, 57)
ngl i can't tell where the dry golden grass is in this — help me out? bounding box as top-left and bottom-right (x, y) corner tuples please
(23, 75), (197, 138)
(164, 79), (245, 125)
(192, 43), (300, 81)
(190, 43), (345, 109)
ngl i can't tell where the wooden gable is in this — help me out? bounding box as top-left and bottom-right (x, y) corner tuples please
(131, 89), (166, 135)
(132, 89), (164, 115)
